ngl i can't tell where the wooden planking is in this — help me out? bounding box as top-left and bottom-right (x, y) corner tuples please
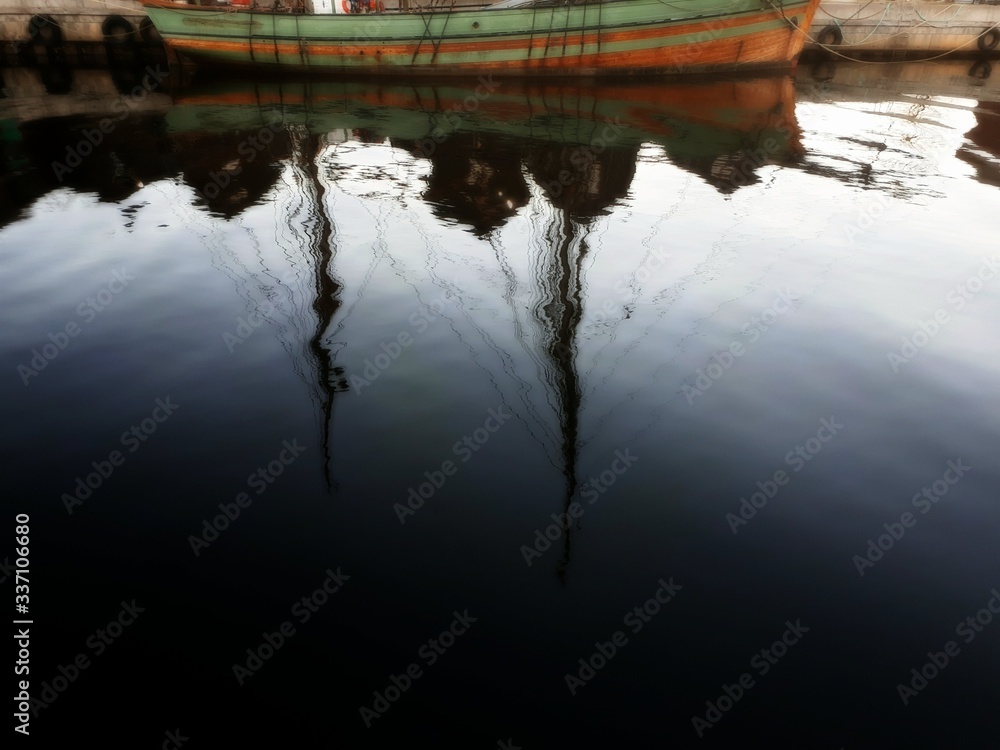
(166, 19), (808, 71)
(147, 0), (820, 74)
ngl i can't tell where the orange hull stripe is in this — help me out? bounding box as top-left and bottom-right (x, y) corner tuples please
(170, 11), (797, 63)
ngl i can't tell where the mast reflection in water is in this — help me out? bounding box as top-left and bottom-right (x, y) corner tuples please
(182, 75), (796, 581)
(12, 63), (1000, 748)
(157, 72), (799, 527)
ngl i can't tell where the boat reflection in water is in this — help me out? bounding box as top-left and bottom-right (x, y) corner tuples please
(172, 74), (802, 206)
(961, 101), (1000, 187)
(1, 70), (800, 578)
(163, 74), (802, 580)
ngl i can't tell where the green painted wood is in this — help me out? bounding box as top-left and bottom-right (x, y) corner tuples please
(145, 0), (817, 72)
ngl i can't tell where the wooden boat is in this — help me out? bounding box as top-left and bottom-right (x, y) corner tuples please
(141, 0), (822, 76)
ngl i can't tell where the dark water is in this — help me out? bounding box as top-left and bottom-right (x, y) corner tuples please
(3, 57), (1000, 747)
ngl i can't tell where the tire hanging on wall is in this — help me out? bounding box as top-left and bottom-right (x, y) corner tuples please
(103, 16), (136, 47)
(817, 25), (843, 47)
(978, 28), (1000, 52)
(28, 15), (62, 47)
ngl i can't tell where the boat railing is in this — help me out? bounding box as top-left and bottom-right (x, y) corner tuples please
(181, 0), (583, 12)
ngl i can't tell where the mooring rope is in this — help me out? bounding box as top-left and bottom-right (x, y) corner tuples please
(85, 0), (153, 13)
(827, 3), (892, 46)
(30, 0), (233, 41)
(770, 0), (1000, 64)
(88, 0), (240, 16)
(913, 3), (967, 28)
(429, 0), (457, 63)
(596, 0), (602, 52)
(816, 0), (880, 23)
(412, 6), (435, 62)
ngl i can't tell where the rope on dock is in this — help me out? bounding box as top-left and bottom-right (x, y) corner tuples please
(912, 3), (967, 28)
(827, 3), (893, 46)
(653, 0), (746, 11)
(86, 0), (152, 13)
(815, 1), (990, 48)
(820, 0), (970, 30)
(88, 0), (239, 14)
(817, 0), (883, 23)
(770, 0), (1000, 63)
(78, 0), (242, 42)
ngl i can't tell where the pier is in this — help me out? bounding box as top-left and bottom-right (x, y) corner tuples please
(807, 1), (1000, 57)
(0, 0), (162, 67)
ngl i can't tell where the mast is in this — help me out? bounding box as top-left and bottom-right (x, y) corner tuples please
(542, 207), (584, 586)
(297, 127), (347, 492)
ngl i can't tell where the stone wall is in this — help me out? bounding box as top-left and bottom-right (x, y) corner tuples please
(1, 0), (152, 43)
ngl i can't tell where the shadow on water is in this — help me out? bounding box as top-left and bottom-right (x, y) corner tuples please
(153, 72), (803, 581)
(6, 64), (999, 582)
(6, 56), (1000, 745)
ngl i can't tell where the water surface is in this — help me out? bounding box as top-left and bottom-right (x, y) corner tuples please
(2, 58), (1000, 746)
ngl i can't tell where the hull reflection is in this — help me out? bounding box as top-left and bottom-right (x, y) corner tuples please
(168, 74), (803, 210)
(163, 75), (802, 578)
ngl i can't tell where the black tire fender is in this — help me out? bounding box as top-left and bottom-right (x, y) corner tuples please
(103, 15), (136, 46)
(978, 28), (1000, 52)
(817, 25), (843, 47)
(29, 15), (62, 47)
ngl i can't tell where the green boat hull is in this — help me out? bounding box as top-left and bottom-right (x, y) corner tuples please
(144, 0), (821, 76)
